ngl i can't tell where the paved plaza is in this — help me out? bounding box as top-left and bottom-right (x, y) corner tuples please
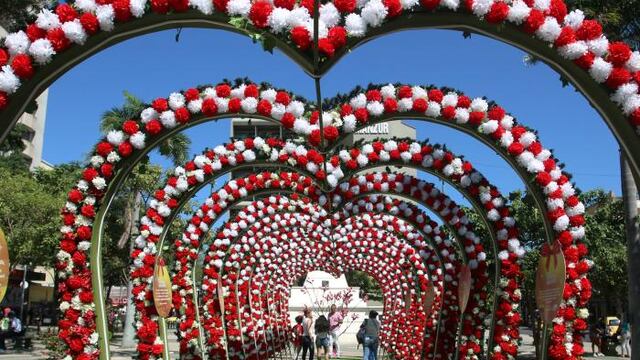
(0, 327), (628, 359)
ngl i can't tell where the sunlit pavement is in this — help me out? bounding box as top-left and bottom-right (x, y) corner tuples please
(0, 326), (629, 359)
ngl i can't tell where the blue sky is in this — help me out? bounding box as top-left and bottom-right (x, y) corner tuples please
(43, 27), (622, 209)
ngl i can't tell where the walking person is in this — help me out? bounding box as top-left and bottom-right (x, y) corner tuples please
(328, 304), (344, 358)
(620, 321), (631, 357)
(0, 311), (22, 352)
(315, 315), (330, 360)
(361, 311), (380, 360)
(292, 315), (304, 360)
(301, 308), (315, 360)
(590, 321), (604, 357)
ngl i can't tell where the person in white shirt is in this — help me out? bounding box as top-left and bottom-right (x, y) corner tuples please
(301, 308), (315, 360)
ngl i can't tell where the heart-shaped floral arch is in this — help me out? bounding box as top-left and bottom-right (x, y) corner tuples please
(173, 176), (484, 358)
(55, 79), (591, 360)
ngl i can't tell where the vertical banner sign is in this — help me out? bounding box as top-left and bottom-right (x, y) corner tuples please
(153, 257), (173, 318)
(535, 240), (566, 324)
(458, 265), (472, 314)
(0, 228), (9, 303)
(423, 285), (436, 311)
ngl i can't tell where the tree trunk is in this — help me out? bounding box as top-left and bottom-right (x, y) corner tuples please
(121, 191), (142, 348)
(620, 152), (639, 360)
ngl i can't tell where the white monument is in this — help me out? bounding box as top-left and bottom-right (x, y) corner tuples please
(287, 271), (383, 346)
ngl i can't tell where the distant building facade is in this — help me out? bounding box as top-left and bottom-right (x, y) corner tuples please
(0, 26), (50, 170)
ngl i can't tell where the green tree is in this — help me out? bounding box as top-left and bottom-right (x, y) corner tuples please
(0, 0), (53, 32)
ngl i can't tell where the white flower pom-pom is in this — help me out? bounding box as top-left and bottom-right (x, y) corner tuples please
(361, 0), (388, 27)
(287, 7), (311, 28)
(4, 31), (30, 55)
(400, 0), (418, 10)
(269, 8), (291, 33)
(622, 94), (640, 116)
(130, 0), (148, 17)
(320, 3), (340, 28)
(287, 100), (305, 117)
(189, 0), (213, 14)
(0, 66), (21, 94)
(589, 57), (613, 83)
(130, 132), (146, 149)
(36, 9), (61, 31)
(343, 114), (357, 132)
(564, 10), (584, 29)
(627, 51), (640, 73)
(559, 41), (588, 60)
(96, 5), (116, 32)
(471, 0), (492, 17)
(107, 130), (125, 146)
(536, 17), (562, 43)
(75, 0), (98, 12)
(168, 93), (186, 110)
(507, 0), (531, 25)
(62, 20), (88, 45)
(29, 39), (56, 65)
(587, 36), (609, 57)
(441, 0), (460, 10)
(160, 111), (177, 128)
(345, 14), (367, 37)
(227, 0), (251, 16)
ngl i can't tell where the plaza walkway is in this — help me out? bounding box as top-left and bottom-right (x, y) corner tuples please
(0, 327), (628, 359)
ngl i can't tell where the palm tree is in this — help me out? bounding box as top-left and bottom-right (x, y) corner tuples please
(99, 92), (191, 346)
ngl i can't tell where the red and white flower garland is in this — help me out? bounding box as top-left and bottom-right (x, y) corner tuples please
(1, 1), (639, 134)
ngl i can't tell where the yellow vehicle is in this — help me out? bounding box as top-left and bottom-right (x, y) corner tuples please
(605, 316), (620, 336)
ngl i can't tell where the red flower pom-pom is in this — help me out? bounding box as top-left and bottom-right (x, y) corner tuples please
(523, 9), (545, 34)
(0, 48), (8, 67)
(228, 97), (241, 112)
(398, 85), (412, 99)
(244, 84), (259, 98)
(151, 0), (170, 13)
(420, 0), (440, 10)
(576, 20), (602, 41)
(281, 112), (295, 128)
(274, 0), (296, 9)
(118, 142), (133, 157)
(486, 1), (509, 23)
(56, 3), (78, 22)
(607, 42), (632, 67)
(122, 120), (139, 134)
(323, 126), (339, 142)
(152, 98), (169, 112)
(249, 1), (273, 29)
(334, 0), (356, 12)
(554, 26), (576, 47)
(574, 51), (595, 70)
(606, 67), (632, 89)
(300, 0), (315, 15)
(215, 84), (231, 97)
(214, 0), (230, 12)
(384, 98), (398, 113)
(170, 0), (190, 12)
(96, 142), (113, 157)
(275, 91), (291, 105)
(383, 0), (402, 17)
(318, 38), (335, 57)
(428, 89), (443, 102)
(175, 107), (190, 123)
(291, 26), (312, 50)
(11, 54), (34, 79)
(548, 0), (567, 23)
(309, 129), (321, 146)
(145, 119), (163, 135)
(202, 98), (218, 116)
(412, 98), (427, 112)
(328, 26), (347, 49)
(80, 13), (100, 34)
(47, 28), (71, 52)
(26, 24), (46, 41)
(113, 0), (133, 22)
(257, 99), (272, 116)
(184, 88), (200, 101)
